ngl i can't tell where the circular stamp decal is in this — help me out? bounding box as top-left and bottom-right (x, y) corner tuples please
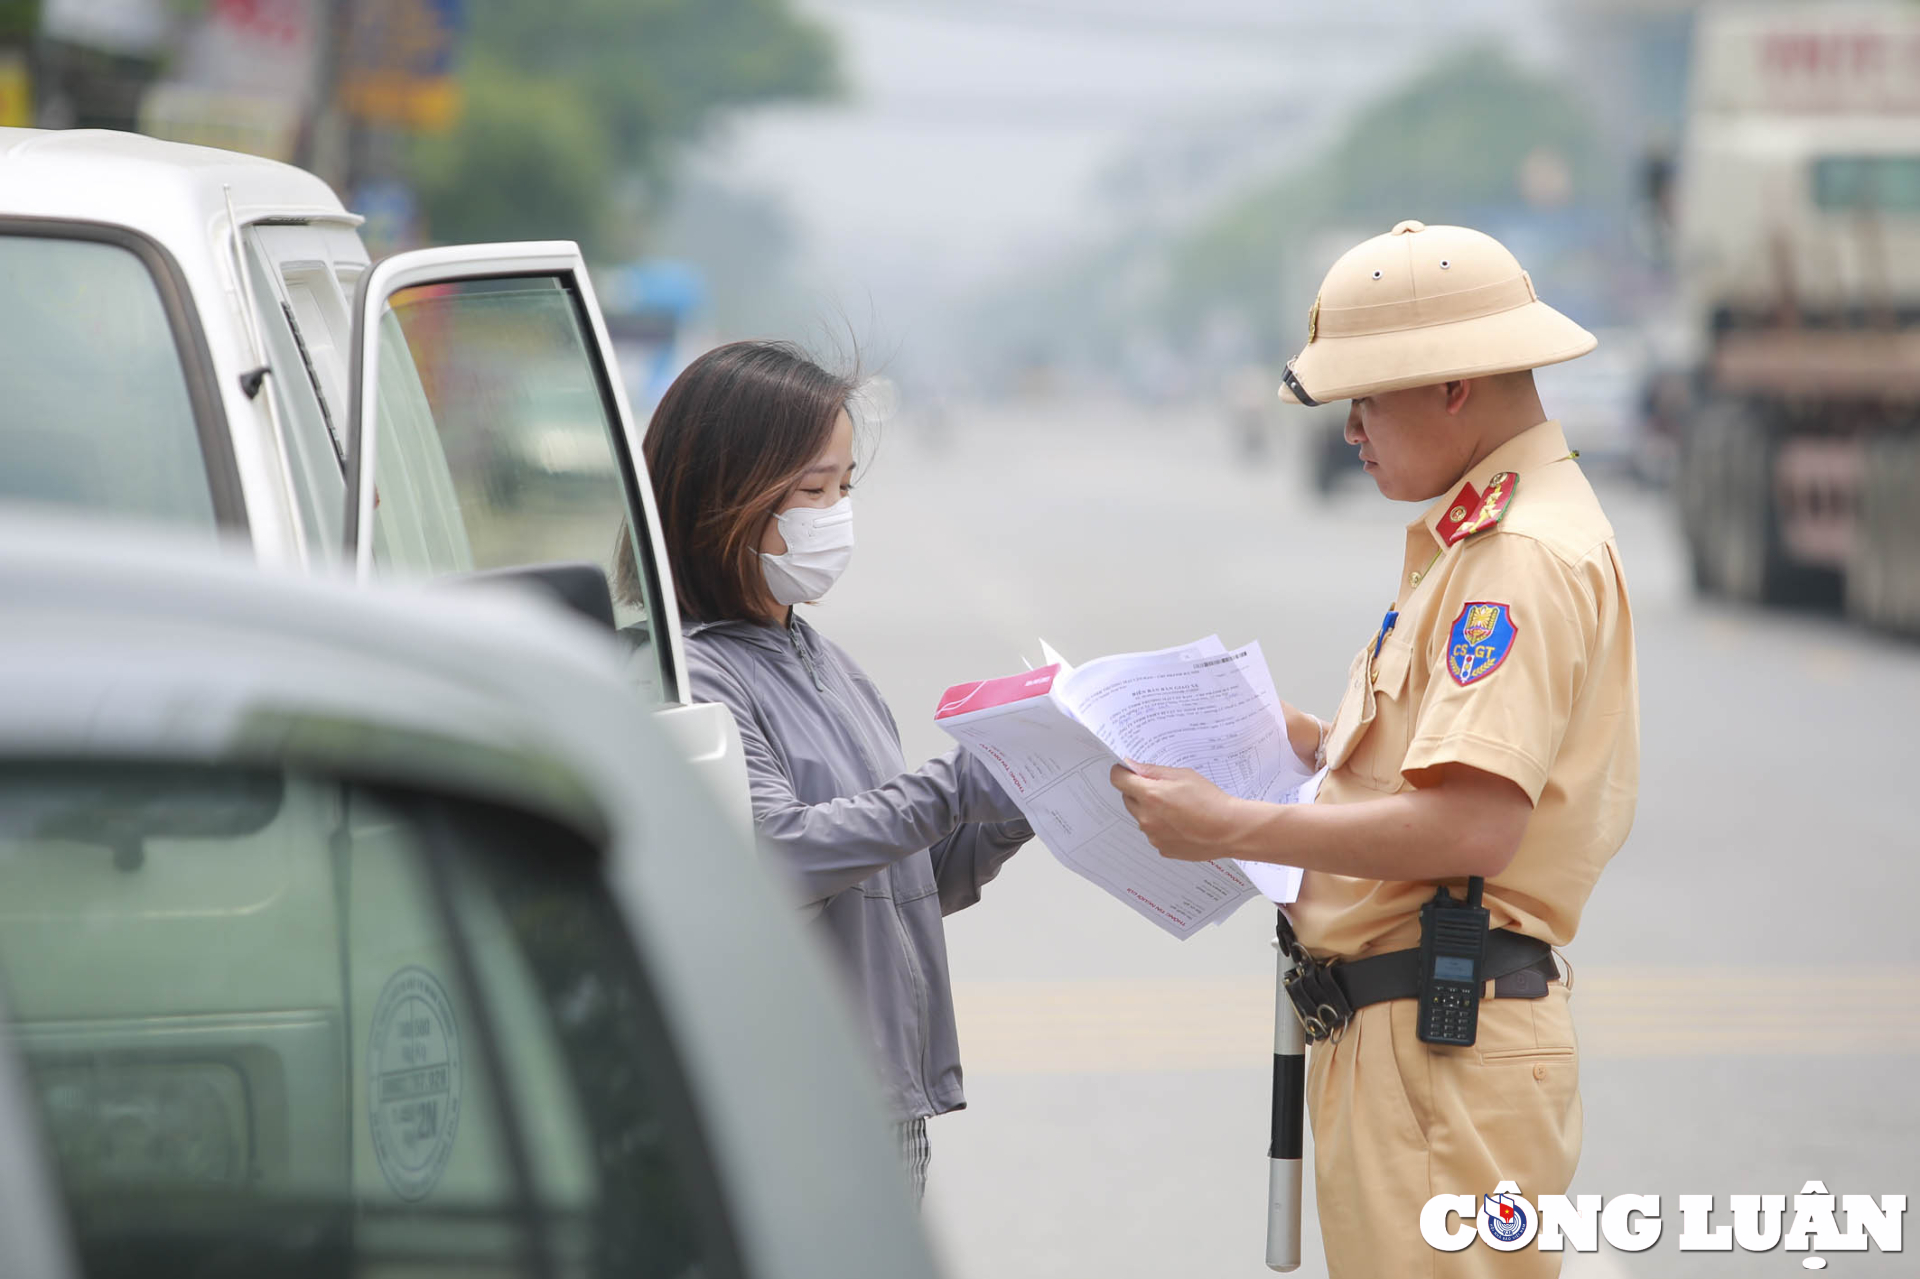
(367, 966), (463, 1201)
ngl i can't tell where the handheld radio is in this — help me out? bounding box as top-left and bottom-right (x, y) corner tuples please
(1415, 877), (1490, 1046)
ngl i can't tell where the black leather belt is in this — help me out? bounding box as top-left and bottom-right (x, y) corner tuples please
(1274, 902), (1559, 1044)
(1330, 930), (1559, 1011)
(1277, 915), (1559, 1043)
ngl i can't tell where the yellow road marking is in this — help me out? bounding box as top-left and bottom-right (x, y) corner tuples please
(951, 969), (1920, 1075)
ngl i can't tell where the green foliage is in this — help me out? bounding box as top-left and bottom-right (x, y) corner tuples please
(412, 58), (613, 250)
(0, 0), (40, 43)
(1324, 47), (1599, 219)
(412, 0), (839, 256)
(462, 0), (839, 168)
(1162, 44), (1605, 350)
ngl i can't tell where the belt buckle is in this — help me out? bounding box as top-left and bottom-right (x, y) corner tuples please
(1283, 946), (1355, 1045)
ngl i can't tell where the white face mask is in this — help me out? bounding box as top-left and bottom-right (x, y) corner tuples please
(761, 496), (854, 606)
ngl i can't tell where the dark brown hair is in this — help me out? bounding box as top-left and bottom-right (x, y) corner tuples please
(624, 341), (857, 625)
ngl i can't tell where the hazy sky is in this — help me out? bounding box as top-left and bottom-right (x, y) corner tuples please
(689, 0), (1569, 356)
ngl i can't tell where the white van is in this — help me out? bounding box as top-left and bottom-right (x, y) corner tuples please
(0, 126), (745, 817)
(0, 517), (939, 1279)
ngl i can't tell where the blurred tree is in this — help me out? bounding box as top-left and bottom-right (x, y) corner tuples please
(0, 0), (39, 43)
(1318, 47), (1600, 221)
(462, 0), (839, 170)
(965, 43), (1612, 383)
(411, 0), (839, 258)
(410, 56), (612, 248)
(1162, 44), (1607, 353)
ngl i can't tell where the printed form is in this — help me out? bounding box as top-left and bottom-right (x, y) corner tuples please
(936, 637), (1317, 939)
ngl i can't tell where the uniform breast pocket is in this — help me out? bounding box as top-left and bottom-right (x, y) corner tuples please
(1323, 637), (1414, 792)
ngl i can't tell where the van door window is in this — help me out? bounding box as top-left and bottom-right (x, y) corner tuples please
(365, 272), (673, 703)
(368, 303), (478, 576)
(0, 234), (217, 537)
(242, 241), (349, 564)
(282, 269), (353, 422)
(0, 762), (738, 1279)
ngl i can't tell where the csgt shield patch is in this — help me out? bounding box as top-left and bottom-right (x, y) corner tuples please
(1447, 601), (1516, 686)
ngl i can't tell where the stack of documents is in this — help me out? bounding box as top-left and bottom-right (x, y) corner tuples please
(935, 637), (1320, 939)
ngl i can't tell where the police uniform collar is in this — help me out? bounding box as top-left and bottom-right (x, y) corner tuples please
(1415, 420), (1571, 548)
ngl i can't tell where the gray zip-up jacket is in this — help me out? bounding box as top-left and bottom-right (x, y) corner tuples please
(683, 614), (1030, 1120)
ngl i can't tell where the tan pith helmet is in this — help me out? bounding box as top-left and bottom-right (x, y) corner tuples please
(1277, 220), (1596, 405)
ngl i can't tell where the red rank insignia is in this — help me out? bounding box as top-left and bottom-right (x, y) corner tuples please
(1438, 472), (1517, 547)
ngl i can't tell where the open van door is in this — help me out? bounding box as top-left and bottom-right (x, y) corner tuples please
(343, 243), (748, 830)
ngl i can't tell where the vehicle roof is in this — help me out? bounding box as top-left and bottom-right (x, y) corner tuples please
(0, 127), (358, 234)
(0, 513), (938, 1279)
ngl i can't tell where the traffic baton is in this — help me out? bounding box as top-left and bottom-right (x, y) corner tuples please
(1266, 910), (1305, 1271)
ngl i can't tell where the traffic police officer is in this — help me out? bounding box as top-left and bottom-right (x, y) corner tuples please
(1112, 220), (1639, 1277)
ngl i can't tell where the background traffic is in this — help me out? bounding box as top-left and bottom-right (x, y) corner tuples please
(4, 1), (1918, 1276)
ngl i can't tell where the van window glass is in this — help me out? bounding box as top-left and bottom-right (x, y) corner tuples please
(1812, 155), (1920, 213)
(371, 275), (668, 703)
(0, 235), (215, 536)
(0, 763), (734, 1279)
(369, 307), (477, 577)
(282, 269), (352, 417)
(242, 241), (346, 565)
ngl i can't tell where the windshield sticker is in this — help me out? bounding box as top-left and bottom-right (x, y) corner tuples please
(368, 966), (463, 1201)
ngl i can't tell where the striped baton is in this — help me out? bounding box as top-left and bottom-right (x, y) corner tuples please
(1267, 910), (1305, 1271)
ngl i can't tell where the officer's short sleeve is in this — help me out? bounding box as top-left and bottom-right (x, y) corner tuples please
(1401, 533), (1595, 803)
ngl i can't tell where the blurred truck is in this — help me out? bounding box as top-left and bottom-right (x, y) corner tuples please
(1668, 4), (1920, 631)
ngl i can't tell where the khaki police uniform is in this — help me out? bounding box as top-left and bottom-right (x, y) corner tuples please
(1275, 223), (1640, 1277)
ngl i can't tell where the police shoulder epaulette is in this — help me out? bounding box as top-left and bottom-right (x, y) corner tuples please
(1435, 472), (1517, 547)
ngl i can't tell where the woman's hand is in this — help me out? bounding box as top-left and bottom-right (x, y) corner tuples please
(1279, 700), (1323, 771)
(1108, 762), (1250, 862)
(957, 749), (1029, 823)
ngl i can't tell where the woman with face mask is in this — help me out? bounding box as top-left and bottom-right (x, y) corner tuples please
(633, 340), (1031, 1202)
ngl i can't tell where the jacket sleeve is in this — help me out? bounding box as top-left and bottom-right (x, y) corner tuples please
(928, 819), (1031, 916)
(689, 650), (1022, 907)
(865, 678), (1031, 914)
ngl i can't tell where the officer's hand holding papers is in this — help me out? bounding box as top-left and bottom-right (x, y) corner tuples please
(934, 636), (1322, 938)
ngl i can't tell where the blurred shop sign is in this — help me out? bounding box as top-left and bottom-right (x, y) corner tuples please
(40, 0), (172, 56)
(1694, 6), (1920, 115)
(136, 0), (321, 161)
(340, 0), (465, 132)
(176, 0), (320, 101)
(0, 52), (28, 128)
(138, 84), (302, 159)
